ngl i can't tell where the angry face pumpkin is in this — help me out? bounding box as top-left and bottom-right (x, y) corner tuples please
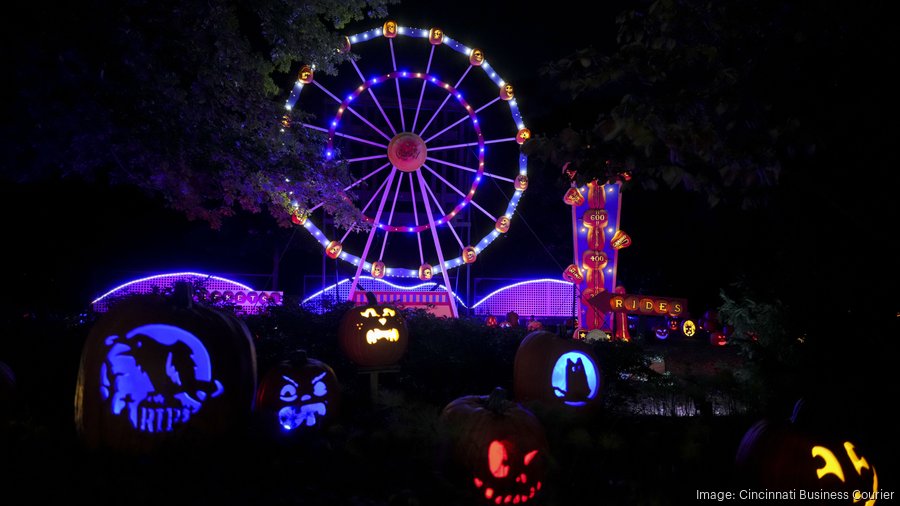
(338, 300), (409, 367)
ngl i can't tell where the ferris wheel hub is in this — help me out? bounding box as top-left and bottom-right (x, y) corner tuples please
(387, 132), (427, 172)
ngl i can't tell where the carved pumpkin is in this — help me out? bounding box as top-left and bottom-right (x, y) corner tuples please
(582, 250), (608, 270)
(470, 48), (485, 66)
(338, 293), (408, 367)
(429, 27), (444, 45)
(494, 216), (510, 233)
(514, 330), (602, 409)
(655, 327), (669, 340)
(255, 350), (339, 434)
(582, 208), (608, 228)
(682, 319), (697, 337)
(514, 175), (528, 191)
(74, 283), (257, 452)
(290, 207), (308, 226)
(563, 187), (585, 206)
(667, 317), (680, 332)
(463, 246), (478, 264)
(485, 315), (498, 328)
(439, 388), (549, 504)
(371, 260), (386, 279)
(735, 402), (880, 503)
(325, 240), (343, 259)
(383, 20), (398, 38)
(418, 263), (433, 281)
(515, 128), (531, 145)
(610, 229), (632, 250)
(298, 65), (314, 84)
(500, 83), (514, 101)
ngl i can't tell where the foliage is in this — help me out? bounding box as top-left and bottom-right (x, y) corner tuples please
(531, 0), (837, 208)
(5, 0), (395, 229)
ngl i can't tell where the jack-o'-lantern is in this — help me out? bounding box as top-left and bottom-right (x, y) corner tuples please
(667, 317), (680, 332)
(74, 282), (257, 453)
(463, 246), (478, 264)
(582, 250), (608, 270)
(439, 388), (549, 504)
(515, 128), (531, 145)
(485, 315), (498, 328)
(500, 84), (514, 101)
(470, 48), (485, 66)
(325, 240), (342, 259)
(281, 114), (292, 129)
(371, 260), (386, 279)
(563, 187), (585, 206)
(562, 264), (584, 283)
(383, 20), (398, 38)
(514, 175), (528, 191)
(495, 216), (510, 233)
(429, 27), (444, 45)
(582, 208), (608, 228)
(338, 36), (351, 54)
(419, 263), (433, 281)
(682, 319), (696, 337)
(298, 65), (314, 84)
(338, 293), (408, 367)
(526, 320), (543, 332)
(610, 229), (632, 250)
(290, 207), (308, 226)
(255, 351), (339, 434)
(514, 330), (602, 410)
(710, 332), (727, 346)
(736, 401), (880, 503)
(655, 327), (669, 340)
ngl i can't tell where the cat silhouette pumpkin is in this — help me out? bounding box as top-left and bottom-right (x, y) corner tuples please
(513, 330), (602, 409)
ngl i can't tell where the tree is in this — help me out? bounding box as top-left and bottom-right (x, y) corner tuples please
(530, 0), (850, 208)
(4, 0), (394, 229)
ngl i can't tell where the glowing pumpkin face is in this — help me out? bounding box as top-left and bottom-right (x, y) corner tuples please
(298, 65), (314, 84)
(495, 216), (510, 233)
(470, 48), (485, 66)
(682, 319), (696, 336)
(514, 175), (528, 191)
(563, 187), (585, 206)
(338, 303), (409, 367)
(500, 84), (514, 101)
(325, 240), (342, 259)
(429, 27), (443, 45)
(562, 263), (584, 283)
(710, 332), (727, 346)
(439, 389), (548, 504)
(419, 263), (433, 281)
(610, 229), (632, 250)
(371, 261), (385, 279)
(515, 128), (531, 145)
(255, 353), (339, 434)
(655, 327), (669, 340)
(290, 207), (308, 226)
(463, 246), (478, 264)
(485, 315), (498, 327)
(383, 21), (398, 38)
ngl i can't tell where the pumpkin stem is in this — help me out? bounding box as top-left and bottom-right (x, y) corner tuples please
(486, 387), (509, 413)
(288, 349), (308, 366)
(364, 290), (378, 306)
(173, 281), (193, 309)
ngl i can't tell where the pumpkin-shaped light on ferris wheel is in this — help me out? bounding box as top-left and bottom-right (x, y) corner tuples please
(383, 21), (398, 38)
(325, 240), (343, 259)
(429, 27), (444, 45)
(298, 65), (314, 84)
(371, 261), (386, 279)
(500, 83), (515, 101)
(514, 174), (528, 191)
(418, 263), (433, 281)
(462, 246), (478, 264)
(495, 216), (511, 234)
(516, 128), (531, 145)
(469, 48), (485, 66)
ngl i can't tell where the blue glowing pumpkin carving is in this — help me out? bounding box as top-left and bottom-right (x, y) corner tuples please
(74, 282), (257, 452)
(255, 351), (340, 434)
(513, 331), (602, 410)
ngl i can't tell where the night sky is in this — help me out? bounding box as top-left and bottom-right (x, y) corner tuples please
(2, 0), (897, 333)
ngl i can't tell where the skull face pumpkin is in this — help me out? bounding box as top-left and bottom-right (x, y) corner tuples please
(371, 260), (385, 279)
(325, 240), (343, 259)
(500, 84), (514, 101)
(418, 263), (433, 281)
(463, 246), (478, 264)
(429, 27), (444, 45)
(470, 48), (485, 66)
(383, 20), (398, 38)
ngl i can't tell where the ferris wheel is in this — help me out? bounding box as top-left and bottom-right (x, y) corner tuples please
(284, 21), (530, 316)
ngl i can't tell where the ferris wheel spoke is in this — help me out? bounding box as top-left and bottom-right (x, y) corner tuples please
(312, 81), (392, 141)
(305, 162), (390, 214)
(426, 156), (515, 182)
(346, 154), (388, 164)
(350, 59), (398, 136)
(424, 165), (497, 223)
(415, 170), (460, 317)
(428, 137), (517, 152)
(349, 168), (398, 300)
(420, 172), (465, 249)
(409, 173), (425, 264)
(379, 169), (405, 260)
(360, 168), (395, 215)
(418, 65), (473, 138)
(302, 124), (388, 149)
(389, 39), (407, 132)
(410, 46), (436, 132)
